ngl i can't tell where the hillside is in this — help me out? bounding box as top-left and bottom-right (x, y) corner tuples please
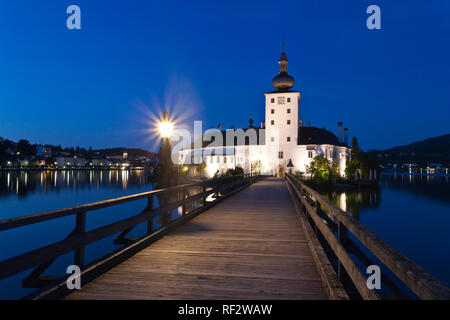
(0, 136), (156, 162)
(369, 134), (450, 166)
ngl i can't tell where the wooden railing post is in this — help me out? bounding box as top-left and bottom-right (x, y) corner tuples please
(182, 189), (187, 215)
(74, 211), (86, 267)
(161, 194), (169, 226)
(202, 185), (207, 204)
(301, 186), (307, 215)
(147, 195), (153, 234)
(314, 200), (320, 235)
(337, 220), (343, 281)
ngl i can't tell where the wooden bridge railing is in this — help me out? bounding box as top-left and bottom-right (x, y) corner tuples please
(0, 173), (260, 299)
(285, 173), (450, 300)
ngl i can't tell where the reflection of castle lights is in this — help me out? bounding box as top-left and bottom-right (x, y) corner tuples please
(339, 193), (347, 212)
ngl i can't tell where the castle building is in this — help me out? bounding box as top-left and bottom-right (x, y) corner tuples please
(179, 47), (351, 177)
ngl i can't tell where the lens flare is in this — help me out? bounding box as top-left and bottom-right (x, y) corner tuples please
(124, 77), (203, 152)
(158, 120), (174, 138)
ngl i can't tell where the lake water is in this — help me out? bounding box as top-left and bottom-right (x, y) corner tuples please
(0, 170), (449, 299)
(0, 170), (156, 299)
(321, 173), (450, 294)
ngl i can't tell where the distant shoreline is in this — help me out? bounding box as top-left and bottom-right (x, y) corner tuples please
(0, 167), (147, 171)
(381, 171), (450, 177)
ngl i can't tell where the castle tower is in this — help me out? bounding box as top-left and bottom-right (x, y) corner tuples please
(264, 44), (301, 176)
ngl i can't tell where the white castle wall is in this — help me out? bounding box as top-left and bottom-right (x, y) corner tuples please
(264, 91), (301, 173)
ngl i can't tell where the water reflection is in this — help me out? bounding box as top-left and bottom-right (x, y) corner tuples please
(382, 173), (450, 205)
(320, 173), (450, 289)
(322, 173), (450, 222)
(322, 187), (381, 221)
(0, 170), (149, 199)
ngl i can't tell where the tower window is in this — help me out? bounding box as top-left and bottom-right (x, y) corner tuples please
(224, 156), (227, 163)
(271, 120), (274, 125)
(287, 137), (291, 142)
(287, 98), (291, 102)
(278, 151), (283, 159)
(271, 98), (275, 103)
(329, 151), (333, 158)
(287, 108), (291, 114)
(271, 109), (274, 114)
(270, 137), (274, 142)
(287, 120), (291, 125)
(308, 151), (313, 158)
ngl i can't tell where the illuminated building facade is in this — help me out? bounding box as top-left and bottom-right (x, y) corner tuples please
(179, 47), (351, 177)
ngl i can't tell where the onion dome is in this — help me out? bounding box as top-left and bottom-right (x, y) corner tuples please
(272, 43), (295, 90)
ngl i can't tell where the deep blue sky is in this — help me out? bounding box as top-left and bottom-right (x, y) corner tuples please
(1, 0), (449, 151)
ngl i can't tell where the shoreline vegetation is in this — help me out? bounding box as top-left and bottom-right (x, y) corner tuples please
(296, 137), (380, 191)
(297, 135), (450, 192)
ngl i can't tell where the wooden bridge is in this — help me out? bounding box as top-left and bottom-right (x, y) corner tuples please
(66, 178), (326, 300)
(1, 174), (449, 300)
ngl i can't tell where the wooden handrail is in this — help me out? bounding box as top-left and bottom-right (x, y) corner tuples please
(285, 173), (450, 300)
(0, 173), (260, 296)
(0, 174), (249, 232)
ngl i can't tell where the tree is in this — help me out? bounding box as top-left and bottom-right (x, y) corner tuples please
(345, 136), (380, 179)
(155, 138), (178, 189)
(251, 160), (262, 174)
(306, 155), (338, 182)
(17, 139), (35, 155)
(224, 166), (244, 176)
(351, 136), (361, 155)
(195, 162), (207, 175)
(0, 140), (7, 162)
(155, 138), (180, 226)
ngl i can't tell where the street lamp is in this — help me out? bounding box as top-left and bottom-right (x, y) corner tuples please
(156, 109), (175, 186)
(157, 109), (174, 225)
(158, 110), (173, 138)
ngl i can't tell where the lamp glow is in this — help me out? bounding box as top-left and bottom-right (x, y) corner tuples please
(159, 120), (174, 138)
(158, 110), (173, 138)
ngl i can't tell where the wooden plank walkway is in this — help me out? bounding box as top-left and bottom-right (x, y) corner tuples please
(66, 178), (327, 300)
